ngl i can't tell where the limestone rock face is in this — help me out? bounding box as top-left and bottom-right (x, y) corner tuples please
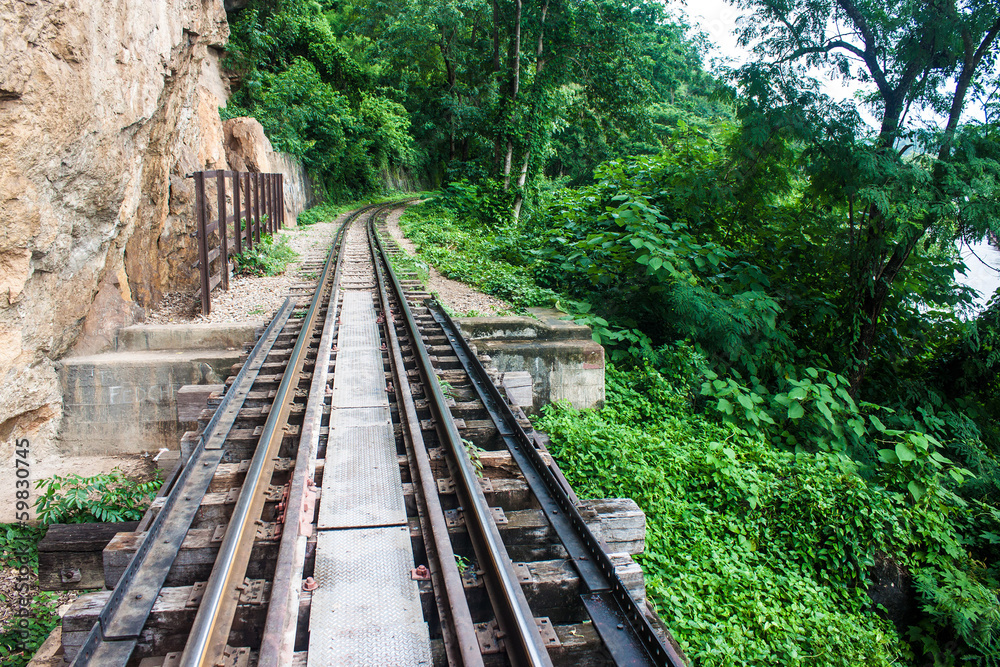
(0, 0), (230, 459)
(223, 117), (317, 224)
(223, 117), (273, 173)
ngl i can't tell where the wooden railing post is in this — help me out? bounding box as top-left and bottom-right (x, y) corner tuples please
(277, 174), (283, 227)
(271, 174), (277, 231)
(266, 173), (273, 234)
(244, 173), (253, 250)
(233, 170), (242, 255)
(194, 171), (211, 315)
(253, 172), (261, 244)
(216, 170), (229, 291)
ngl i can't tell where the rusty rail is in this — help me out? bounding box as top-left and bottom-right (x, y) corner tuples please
(190, 170), (285, 315)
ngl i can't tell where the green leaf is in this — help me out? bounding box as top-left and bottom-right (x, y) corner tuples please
(717, 398), (734, 415)
(878, 448), (900, 464)
(869, 415), (886, 432)
(787, 402), (805, 419)
(895, 442), (916, 462)
(907, 480), (925, 502)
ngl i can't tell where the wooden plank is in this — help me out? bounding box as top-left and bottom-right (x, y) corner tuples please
(192, 247), (220, 269)
(503, 371), (534, 409)
(39, 522), (141, 553)
(38, 522), (140, 591)
(176, 384), (224, 422)
(104, 528), (284, 589)
(193, 273), (223, 299)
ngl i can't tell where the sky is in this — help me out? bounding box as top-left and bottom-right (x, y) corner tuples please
(680, 0), (879, 125)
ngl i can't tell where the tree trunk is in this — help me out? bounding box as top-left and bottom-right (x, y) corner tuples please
(847, 238), (916, 397)
(502, 0), (522, 189)
(511, 0), (548, 220)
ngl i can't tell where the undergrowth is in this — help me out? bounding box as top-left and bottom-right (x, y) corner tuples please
(539, 363), (910, 665)
(232, 232), (298, 276)
(0, 468), (162, 667)
(398, 202), (557, 310)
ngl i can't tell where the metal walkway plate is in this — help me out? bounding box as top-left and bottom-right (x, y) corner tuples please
(308, 527), (431, 666)
(310, 265), (429, 665)
(317, 417), (405, 529)
(332, 291), (387, 407)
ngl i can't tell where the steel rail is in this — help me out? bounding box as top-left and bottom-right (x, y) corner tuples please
(371, 217), (554, 667)
(70, 297), (297, 667)
(180, 219), (344, 667)
(367, 207), (485, 667)
(257, 207), (362, 665)
(427, 301), (686, 667)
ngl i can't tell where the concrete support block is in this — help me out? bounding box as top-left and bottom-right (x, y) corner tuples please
(115, 323), (262, 352)
(458, 308), (604, 411)
(58, 350), (240, 455)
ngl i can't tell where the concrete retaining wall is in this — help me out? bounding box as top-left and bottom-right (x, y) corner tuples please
(57, 323), (260, 455)
(56, 311), (603, 457)
(458, 308), (605, 412)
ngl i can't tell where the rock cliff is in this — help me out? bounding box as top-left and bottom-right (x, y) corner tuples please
(0, 0), (236, 460)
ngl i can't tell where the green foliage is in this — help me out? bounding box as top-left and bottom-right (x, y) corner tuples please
(296, 202), (342, 227)
(399, 202), (557, 309)
(224, 1), (415, 201)
(435, 179), (514, 229)
(0, 591), (60, 667)
(33, 468), (162, 525)
(542, 362), (1000, 665)
(232, 232), (298, 277)
(539, 364), (909, 665)
(0, 523), (46, 570)
(0, 468), (162, 666)
(462, 438), (485, 479)
(533, 143), (793, 376)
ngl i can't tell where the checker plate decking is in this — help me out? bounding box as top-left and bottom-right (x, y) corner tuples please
(307, 527), (431, 666)
(317, 420), (405, 528)
(310, 282), (429, 665)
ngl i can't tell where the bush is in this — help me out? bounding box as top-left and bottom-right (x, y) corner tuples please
(232, 232), (298, 276)
(0, 469), (164, 667)
(296, 202), (342, 226)
(539, 364), (908, 666)
(34, 468), (163, 524)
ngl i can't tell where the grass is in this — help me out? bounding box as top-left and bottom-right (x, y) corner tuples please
(294, 191), (434, 227)
(398, 202), (557, 310)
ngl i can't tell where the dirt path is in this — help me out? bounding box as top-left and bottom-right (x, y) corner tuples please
(383, 205), (513, 316)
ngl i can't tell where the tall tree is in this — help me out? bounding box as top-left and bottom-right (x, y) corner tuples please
(734, 0), (1000, 394)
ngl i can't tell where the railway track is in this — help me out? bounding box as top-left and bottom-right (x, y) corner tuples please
(66, 202), (685, 667)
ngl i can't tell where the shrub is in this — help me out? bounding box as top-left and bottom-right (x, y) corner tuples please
(33, 468), (162, 524)
(232, 232), (298, 276)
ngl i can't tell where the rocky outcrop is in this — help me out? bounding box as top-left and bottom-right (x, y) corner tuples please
(0, 0), (231, 460)
(223, 117), (318, 223)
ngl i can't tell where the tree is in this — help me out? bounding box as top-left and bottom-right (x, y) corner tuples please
(732, 0), (1000, 395)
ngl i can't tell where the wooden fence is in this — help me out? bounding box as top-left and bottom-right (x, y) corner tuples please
(190, 170), (285, 315)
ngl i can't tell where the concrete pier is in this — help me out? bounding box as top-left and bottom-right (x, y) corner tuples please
(57, 323), (260, 455)
(457, 308), (605, 412)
